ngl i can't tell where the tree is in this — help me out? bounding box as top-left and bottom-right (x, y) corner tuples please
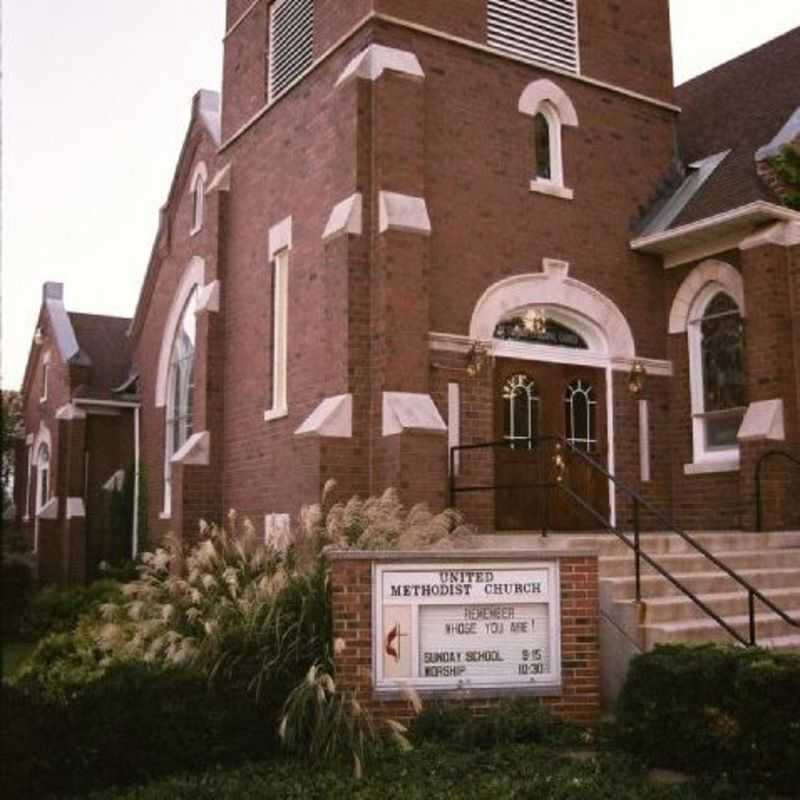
(1, 390), (25, 516)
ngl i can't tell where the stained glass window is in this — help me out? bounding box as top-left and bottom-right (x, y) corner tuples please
(534, 112), (552, 180)
(502, 374), (539, 448)
(565, 380), (597, 452)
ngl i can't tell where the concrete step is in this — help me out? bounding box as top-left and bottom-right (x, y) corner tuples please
(636, 587), (800, 624)
(643, 607), (800, 648)
(759, 633), (800, 653)
(601, 566), (800, 601)
(601, 548), (800, 578)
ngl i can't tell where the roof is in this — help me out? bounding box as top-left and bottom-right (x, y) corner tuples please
(68, 312), (133, 399)
(638, 27), (800, 236)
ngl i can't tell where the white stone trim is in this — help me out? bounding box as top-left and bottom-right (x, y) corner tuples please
(683, 459), (739, 476)
(264, 513), (292, 550)
(196, 280), (221, 314)
(207, 162), (232, 193)
(662, 230), (749, 270)
(335, 44), (425, 87)
(188, 161), (208, 195)
(519, 79), (579, 125)
(530, 180), (573, 200)
(66, 497), (86, 519)
(265, 247), (290, 421)
(268, 215), (293, 261)
(739, 221), (800, 250)
(189, 162), (207, 236)
(448, 383), (461, 476)
(155, 257), (206, 408)
(383, 393), (447, 436)
(25, 432), (34, 445)
(323, 193), (363, 241)
(102, 469), (126, 492)
(171, 431), (211, 466)
(37, 496), (58, 520)
(378, 192), (432, 235)
(738, 399), (785, 442)
(55, 403), (87, 421)
(668, 259), (744, 334)
(469, 268), (636, 358)
(639, 399), (650, 483)
(295, 394), (353, 438)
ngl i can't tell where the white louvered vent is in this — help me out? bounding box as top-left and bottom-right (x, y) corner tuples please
(269, 0), (315, 101)
(487, 0), (579, 75)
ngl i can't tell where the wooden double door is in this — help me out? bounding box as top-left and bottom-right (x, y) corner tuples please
(494, 359), (610, 531)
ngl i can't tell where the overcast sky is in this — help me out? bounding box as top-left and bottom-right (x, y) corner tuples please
(3, 1), (800, 391)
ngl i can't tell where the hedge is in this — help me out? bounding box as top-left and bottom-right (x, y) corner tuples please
(1, 662), (277, 799)
(614, 643), (800, 793)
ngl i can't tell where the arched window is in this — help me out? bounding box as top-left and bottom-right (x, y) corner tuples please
(36, 443), (50, 512)
(565, 380), (597, 452)
(192, 174), (205, 233)
(502, 374), (539, 448)
(518, 81), (578, 200)
(688, 288), (746, 461)
(164, 287), (198, 514)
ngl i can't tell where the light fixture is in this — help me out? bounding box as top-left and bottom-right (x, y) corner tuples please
(628, 361), (647, 395)
(465, 341), (489, 377)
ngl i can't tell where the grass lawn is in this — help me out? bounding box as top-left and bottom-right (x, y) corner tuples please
(1, 640), (35, 679)
(86, 743), (775, 800)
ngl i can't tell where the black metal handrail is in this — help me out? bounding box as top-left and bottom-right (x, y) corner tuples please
(754, 448), (800, 532)
(448, 434), (800, 647)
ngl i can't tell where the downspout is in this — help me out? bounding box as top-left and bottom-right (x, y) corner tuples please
(132, 405), (140, 558)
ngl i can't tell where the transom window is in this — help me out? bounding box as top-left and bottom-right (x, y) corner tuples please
(502, 374), (539, 447)
(164, 287), (198, 513)
(564, 380), (597, 452)
(495, 315), (588, 349)
(689, 289), (746, 458)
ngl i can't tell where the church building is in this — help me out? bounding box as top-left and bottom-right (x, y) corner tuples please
(15, 1), (800, 584)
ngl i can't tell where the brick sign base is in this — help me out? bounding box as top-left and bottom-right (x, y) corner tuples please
(330, 548), (600, 726)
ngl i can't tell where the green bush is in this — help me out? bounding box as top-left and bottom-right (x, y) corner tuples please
(17, 579), (122, 641)
(2, 662), (275, 799)
(614, 643), (800, 793)
(412, 698), (584, 750)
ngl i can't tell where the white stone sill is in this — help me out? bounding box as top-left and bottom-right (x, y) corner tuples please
(189, 223), (202, 237)
(159, 510), (172, 520)
(530, 180), (574, 200)
(683, 458), (740, 476)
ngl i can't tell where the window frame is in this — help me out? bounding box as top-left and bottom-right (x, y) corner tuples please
(162, 286), (199, 517)
(191, 174), (205, 235)
(687, 283), (746, 466)
(265, 248), (290, 421)
(40, 362), (49, 403)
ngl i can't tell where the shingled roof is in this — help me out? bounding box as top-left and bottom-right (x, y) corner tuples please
(68, 312), (132, 399)
(638, 27), (800, 237)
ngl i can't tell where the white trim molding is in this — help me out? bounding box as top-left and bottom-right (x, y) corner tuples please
(378, 192), (432, 236)
(739, 220), (800, 250)
(519, 79), (579, 125)
(155, 256), (206, 408)
(469, 266), (636, 359)
(171, 430), (211, 466)
(668, 259), (744, 334)
(738, 399), (785, 442)
(335, 44), (425, 87)
(295, 394), (353, 438)
(268, 215), (293, 261)
(196, 280), (221, 314)
(66, 497), (86, 519)
(448, 383), (461, 475)
(55, 403), (87, 421)
(207, 163), (232, 194)
(102, 469), (126, 492)
(323, 193), (363, 241)
(37, 496), (58, 520)
(383, 393), (447, 436)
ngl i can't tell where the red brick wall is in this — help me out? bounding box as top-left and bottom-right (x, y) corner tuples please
(331, 554), (600, 726)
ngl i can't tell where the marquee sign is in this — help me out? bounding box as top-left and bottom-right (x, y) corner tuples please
(374, 561), (561, 692)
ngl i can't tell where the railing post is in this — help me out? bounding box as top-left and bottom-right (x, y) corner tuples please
(448, 447), (455, 509)
(749, 590), (756, 646)
(634, 498), (642, 602)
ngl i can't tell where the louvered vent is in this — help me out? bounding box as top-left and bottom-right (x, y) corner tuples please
(487, 0), (579, 74)
(269, 0), (315, 101)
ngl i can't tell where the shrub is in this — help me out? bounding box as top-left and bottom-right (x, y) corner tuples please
(17, 578), (123, 641)
(2, 662), (274, 799)
(412, 698), (583, 750)
(1, 560), (34, 636)
(614, 643), (800, 793)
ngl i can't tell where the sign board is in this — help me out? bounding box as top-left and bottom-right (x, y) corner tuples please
(374, 562), (561, 692)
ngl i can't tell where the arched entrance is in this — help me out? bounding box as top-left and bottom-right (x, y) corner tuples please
(470, 265), (635, 530)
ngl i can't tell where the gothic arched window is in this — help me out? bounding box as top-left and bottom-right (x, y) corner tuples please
(565, 380), (597, 452)
(689, 288), (746, 459)
(502, 374), (539, 448)
(164, 287), (198, 513)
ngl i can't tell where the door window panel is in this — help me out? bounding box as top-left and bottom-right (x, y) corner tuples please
(502, 374), (539, 447)
(565, 380), (597, 452)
